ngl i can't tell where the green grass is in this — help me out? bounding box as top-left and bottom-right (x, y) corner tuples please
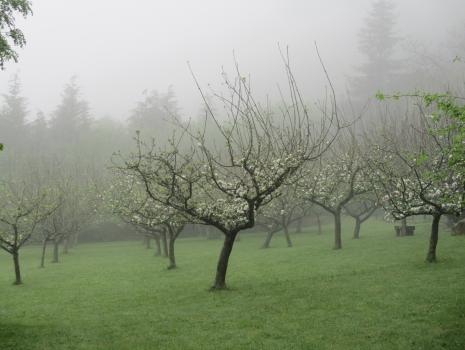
(1, 219), (464, 350)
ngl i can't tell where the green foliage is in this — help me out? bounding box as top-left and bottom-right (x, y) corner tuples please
(375, 91), (385, 101)
(415, 150), (429, 166)
(376, 90), (465, 171)
(1, 220), (464, 349)
(0, 0), (33, 69)
(418, 93), (465, 170)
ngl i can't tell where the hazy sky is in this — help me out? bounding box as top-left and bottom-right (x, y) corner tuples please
(0, 0), (463, 121)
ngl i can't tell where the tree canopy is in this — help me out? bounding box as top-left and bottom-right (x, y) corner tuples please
(0, 0), (32, 69)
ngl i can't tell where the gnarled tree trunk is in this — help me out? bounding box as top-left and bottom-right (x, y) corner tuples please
(261, 229), (277, 249)
(353, 217), (361, 239)
(283, 225), (292, 247)
(167, 237), (176, 269)
(63, 238), (69, 254)
(12, 250), (21, 285)
(52, 240), (59, 263)
(400, 217), (408, 236)
(72, 231), (79, 247)
(295, 217), (302, 233)
(40, 239), (48, 268)
(154, 236), (161, 256)
(334, 209), (342, 249)
(161, 231), (168, 258)
(212, 232), (237, 290)
(426, 214), (441, 263)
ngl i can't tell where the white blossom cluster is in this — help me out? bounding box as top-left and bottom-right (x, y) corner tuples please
(105, 173), (187, 231)
(194, 197), (249, 231)
(0, 181), (57, 250)
(369, 143), (464, 220)
(257, 184), (311, 229)
(300, 153), (370, 211)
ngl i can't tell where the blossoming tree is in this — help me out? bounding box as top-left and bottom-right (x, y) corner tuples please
(117, 62), (340, 289)
(258, 185), (313, 249)
(301, 135), (369, 249)
(344, 194), (379, 239)
(367, 105), (464, 262)
(0, 180), (57, 284)
(38, 180), (94, 267)
(106, 176), (165, 257)
(108, 174), (189, 269)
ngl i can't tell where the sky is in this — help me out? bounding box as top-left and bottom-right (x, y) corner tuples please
(0, 0), (463, 122)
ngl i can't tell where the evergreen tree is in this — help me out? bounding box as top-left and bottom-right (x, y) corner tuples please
(50, 77), (90, 146)
(28, 111), (49, 151)
(351, 0), (401, 100)
(128, 87), (179, 142)
(0, 73), (28, 150)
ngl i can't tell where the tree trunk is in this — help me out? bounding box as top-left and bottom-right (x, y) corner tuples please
(161, 231), (168, 257)
(261, 230), (275, 249)
(316, 213), (322, 234)
(353, 217), (361, 239)
(212, 232), (237, 290)
(72, 231), (79, 247)
(167, 236), (176, 269)
(295, 217), (302, 233)
(283, 225), (293, 247)
(334, 209), (342, 249)
(52, 240), (59, 263)
(63, 238), (69, 254)
(12, 250), (21, 285)
(400, 217), (408, 236)
(154, 236), (161, 256)
(145, 236), (151, 249)
(40, 239), (48, 268)
(426, 214), (441, 263)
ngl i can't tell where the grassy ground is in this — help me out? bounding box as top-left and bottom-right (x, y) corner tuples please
(1, 218), (464, 350)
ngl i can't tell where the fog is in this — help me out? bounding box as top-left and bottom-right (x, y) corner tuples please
(2, 2), (465, 346)
(1, 0), (464, 121)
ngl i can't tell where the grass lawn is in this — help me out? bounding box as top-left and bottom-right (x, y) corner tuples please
(1, 218), (464, 350)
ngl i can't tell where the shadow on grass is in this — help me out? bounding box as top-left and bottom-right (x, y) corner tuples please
(0, 323), (60, 350)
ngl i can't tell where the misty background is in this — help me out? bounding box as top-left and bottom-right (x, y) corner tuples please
(1, 0), (464, 122)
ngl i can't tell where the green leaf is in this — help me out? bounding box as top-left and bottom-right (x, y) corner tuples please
(375, 91), (385, 101)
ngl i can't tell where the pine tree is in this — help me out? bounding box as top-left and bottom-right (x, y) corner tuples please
(28, 111), (49, 151)
(351, 0), (401, 101)
(0, 74), (28, 149)
(50, 77), (90, 146)
(128, 87), (179, 141)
